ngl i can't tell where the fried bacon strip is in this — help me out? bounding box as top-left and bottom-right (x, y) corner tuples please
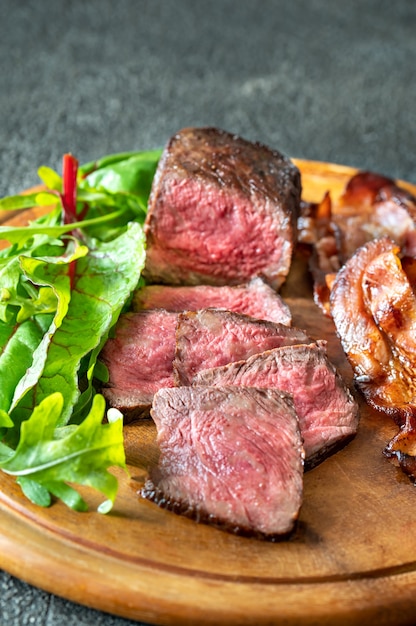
(330, 236), (416, 480)
(330, 238), (398, 413)
(362, 244), (416, 371)
(333, 172), (416, 262)
(301, 172), (416, 315)
(301, 170), (416, 481)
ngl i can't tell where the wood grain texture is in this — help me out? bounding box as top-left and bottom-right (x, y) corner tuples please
(1, 160), (416, 626)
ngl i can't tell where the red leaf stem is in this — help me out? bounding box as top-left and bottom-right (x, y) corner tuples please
(68, 259), (77, 290)
(61, 153), (79, 224)
(60, 153), (80, 290)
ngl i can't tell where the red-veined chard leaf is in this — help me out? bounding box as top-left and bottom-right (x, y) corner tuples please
(0, 316), (50, 420)
(11, 221), (146, 426)
(9, 242), (89, 413)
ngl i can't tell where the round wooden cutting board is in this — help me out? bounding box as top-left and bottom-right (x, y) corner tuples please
(1, 160), (416, 626)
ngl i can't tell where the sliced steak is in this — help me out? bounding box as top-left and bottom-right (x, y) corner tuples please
(193, 343), (359, 469)
(141, 385), (304, 539)
(173, 308), (314, 386)
(143, 127), (301, 289)
(99, 310), (178, 419)
(132, 277), (292, 325)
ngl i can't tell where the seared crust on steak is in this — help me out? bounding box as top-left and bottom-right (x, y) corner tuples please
(143, 127), (301, 289)
(142, 385), (304, 539)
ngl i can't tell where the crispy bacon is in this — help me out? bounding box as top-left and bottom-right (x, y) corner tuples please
(298, 194), (339, 315)
(330, 237), (396, 413)
(330, 236), (416, 481)
(362, 244), (416, 372)
(303, 172), (416, 315)
(301, 171), (416, 481)
(331, 236), (416, 419)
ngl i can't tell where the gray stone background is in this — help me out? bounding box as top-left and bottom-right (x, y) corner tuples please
(0, 0), (415, 624)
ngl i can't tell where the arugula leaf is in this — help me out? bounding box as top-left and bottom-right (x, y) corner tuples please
(37, 165), (62, 192)
(0, 209), (127, 246)
(1, 393), (125, 513)
(0, 193), (42, 212)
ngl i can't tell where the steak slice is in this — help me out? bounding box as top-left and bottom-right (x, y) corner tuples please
(99, 310), (178, 419)
(173, 308), (314, 386)
(193, 343), (359, 469)
(143, 127), (301, 289)
(132, 277), (292, 325)
(141, 385), (304, 538)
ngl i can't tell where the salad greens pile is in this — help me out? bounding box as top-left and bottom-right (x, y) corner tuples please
(0, 148), (162, 512)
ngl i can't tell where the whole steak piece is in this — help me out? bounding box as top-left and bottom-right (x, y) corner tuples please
(193, 343), (359, 469)
(141, 385), (304, 538)
(143, 127), (301, 289)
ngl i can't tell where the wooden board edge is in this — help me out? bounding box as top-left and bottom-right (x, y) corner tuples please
(2, 494), (416, 626)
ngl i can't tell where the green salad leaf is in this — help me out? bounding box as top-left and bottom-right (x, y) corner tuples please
(0, 149), (161, 511)
(10, 223), (145, 424)
(1, 393), (124, 512)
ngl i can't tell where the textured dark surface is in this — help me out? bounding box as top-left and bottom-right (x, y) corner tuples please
(0, 0), (415, 624)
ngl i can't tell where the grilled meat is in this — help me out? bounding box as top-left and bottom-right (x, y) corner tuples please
(99, 310), (178, 419)
(193, 343), (359, 468)
(173, 308), (313, 386)
(132, 277), (292, 325)
(141, 385), (304, 539)
(143, 127), (301, 289)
